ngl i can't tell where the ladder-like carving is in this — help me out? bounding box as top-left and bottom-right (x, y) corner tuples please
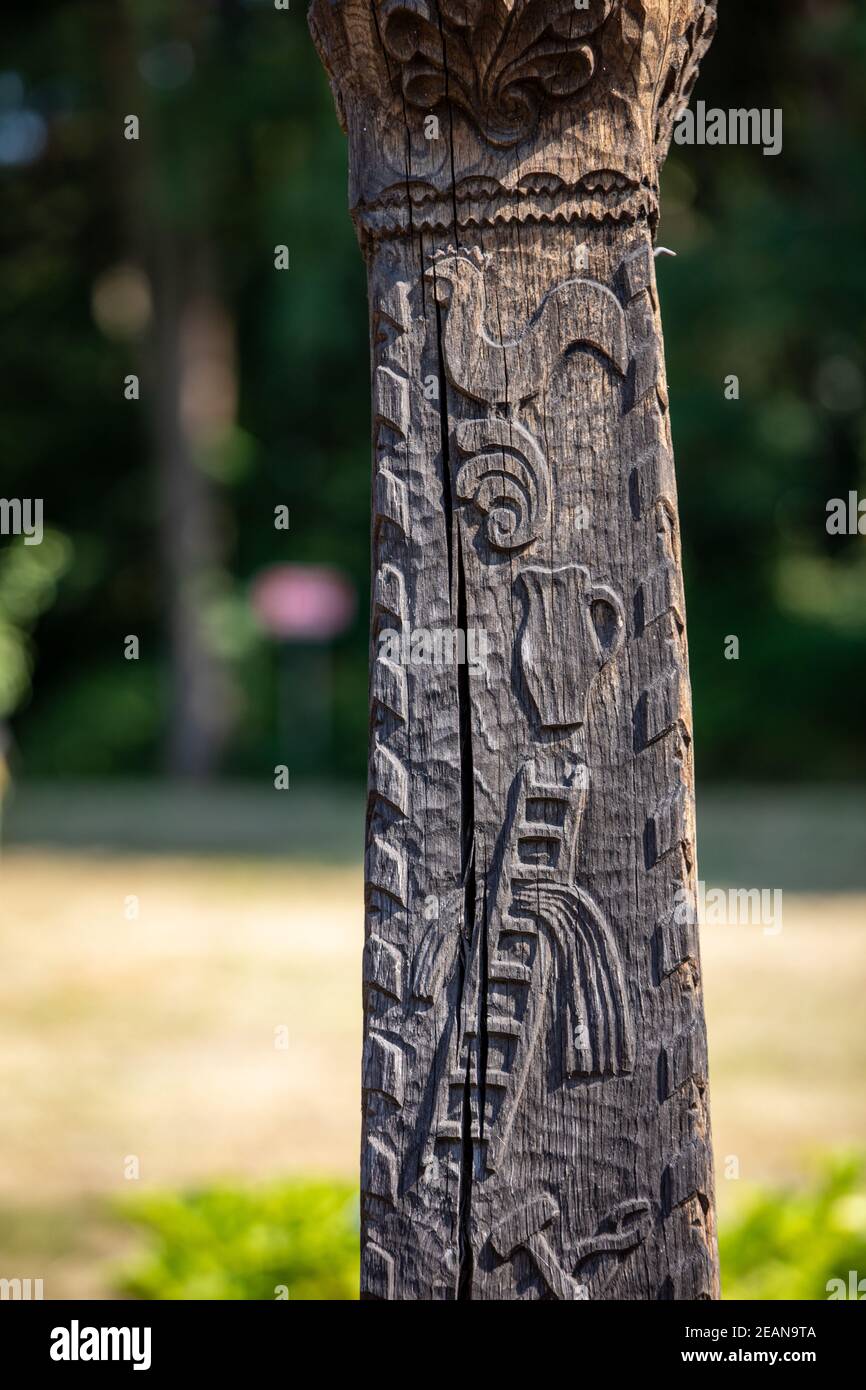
(426, 755), (634, 1180)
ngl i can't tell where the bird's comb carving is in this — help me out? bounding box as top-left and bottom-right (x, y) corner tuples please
(427, 245), (492, 272)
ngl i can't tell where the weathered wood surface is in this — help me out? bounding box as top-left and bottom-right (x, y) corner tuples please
(309, 0), (720, 1300)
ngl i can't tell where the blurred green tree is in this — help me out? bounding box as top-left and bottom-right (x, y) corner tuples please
(2, 0), (864, 782)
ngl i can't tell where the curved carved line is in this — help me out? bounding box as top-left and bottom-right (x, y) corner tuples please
(366, 834), (408, 907)
(374, 468), (409, 536)
(364, 933), (404, 1003)
(516, 564), (626, 729)
(370, 741), (409, 817)
(491, 1194), (653, 1301)
(362, 1031), (405, 1107)
(511, 880), (634, 1077)
(371, 653), (408, 722)
(427, 253), (628, 409)
(373, 365), (409, 438)
(366, 170), (643, 212)
(378, 0), (615, 149)
(361, 1135), (399, 1205)
(373, 561), (407, 626)
(361, 1240), (395, 1300)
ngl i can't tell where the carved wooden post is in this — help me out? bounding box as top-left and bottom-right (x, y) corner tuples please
(310, 0), (720, 1300)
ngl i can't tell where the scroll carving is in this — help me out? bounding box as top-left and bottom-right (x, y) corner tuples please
(378, 0), (618, 148)
(452, 418), (549, 551)
(309, 0), (719, 244)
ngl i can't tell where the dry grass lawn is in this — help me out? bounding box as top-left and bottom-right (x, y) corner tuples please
(0, 850), (863, 1297)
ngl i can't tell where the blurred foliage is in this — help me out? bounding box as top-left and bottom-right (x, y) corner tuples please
(721, 1153), (866, 1301)
(113, 1156), (866, 1300)
(116, 1180), (360, 1300)
(0, 531), (71, 718)
(1, 0), (865, 780)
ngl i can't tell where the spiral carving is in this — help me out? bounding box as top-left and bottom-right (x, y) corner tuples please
(452, 417), (550, 550)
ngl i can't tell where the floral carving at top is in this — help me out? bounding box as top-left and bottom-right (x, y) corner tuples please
(377, 0), (618, 147)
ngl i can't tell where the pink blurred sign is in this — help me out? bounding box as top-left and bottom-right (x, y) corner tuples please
(251, 564), (356, 641)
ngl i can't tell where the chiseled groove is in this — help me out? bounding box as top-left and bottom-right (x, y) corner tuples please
(433, 272), (476, 1300)
(455, 524), (478, 1301)
(433, 291), (454, 597)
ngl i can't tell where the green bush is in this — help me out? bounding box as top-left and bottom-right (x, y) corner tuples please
(116, 1180), (360, 1301)
(720, 1154), (866, 1301)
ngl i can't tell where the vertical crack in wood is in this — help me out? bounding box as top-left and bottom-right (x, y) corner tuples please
(435, 271), (478, 1299)
(455, 493), (479, 1300)
(434, 9), (462, 247)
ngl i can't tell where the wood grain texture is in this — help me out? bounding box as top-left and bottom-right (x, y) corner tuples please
(310, 0), (720, 1300)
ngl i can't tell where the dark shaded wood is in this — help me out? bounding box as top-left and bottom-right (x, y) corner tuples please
(310, 0), (720, 1300)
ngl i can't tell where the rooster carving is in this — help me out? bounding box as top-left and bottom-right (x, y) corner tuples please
(425, 249), (628, 413)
